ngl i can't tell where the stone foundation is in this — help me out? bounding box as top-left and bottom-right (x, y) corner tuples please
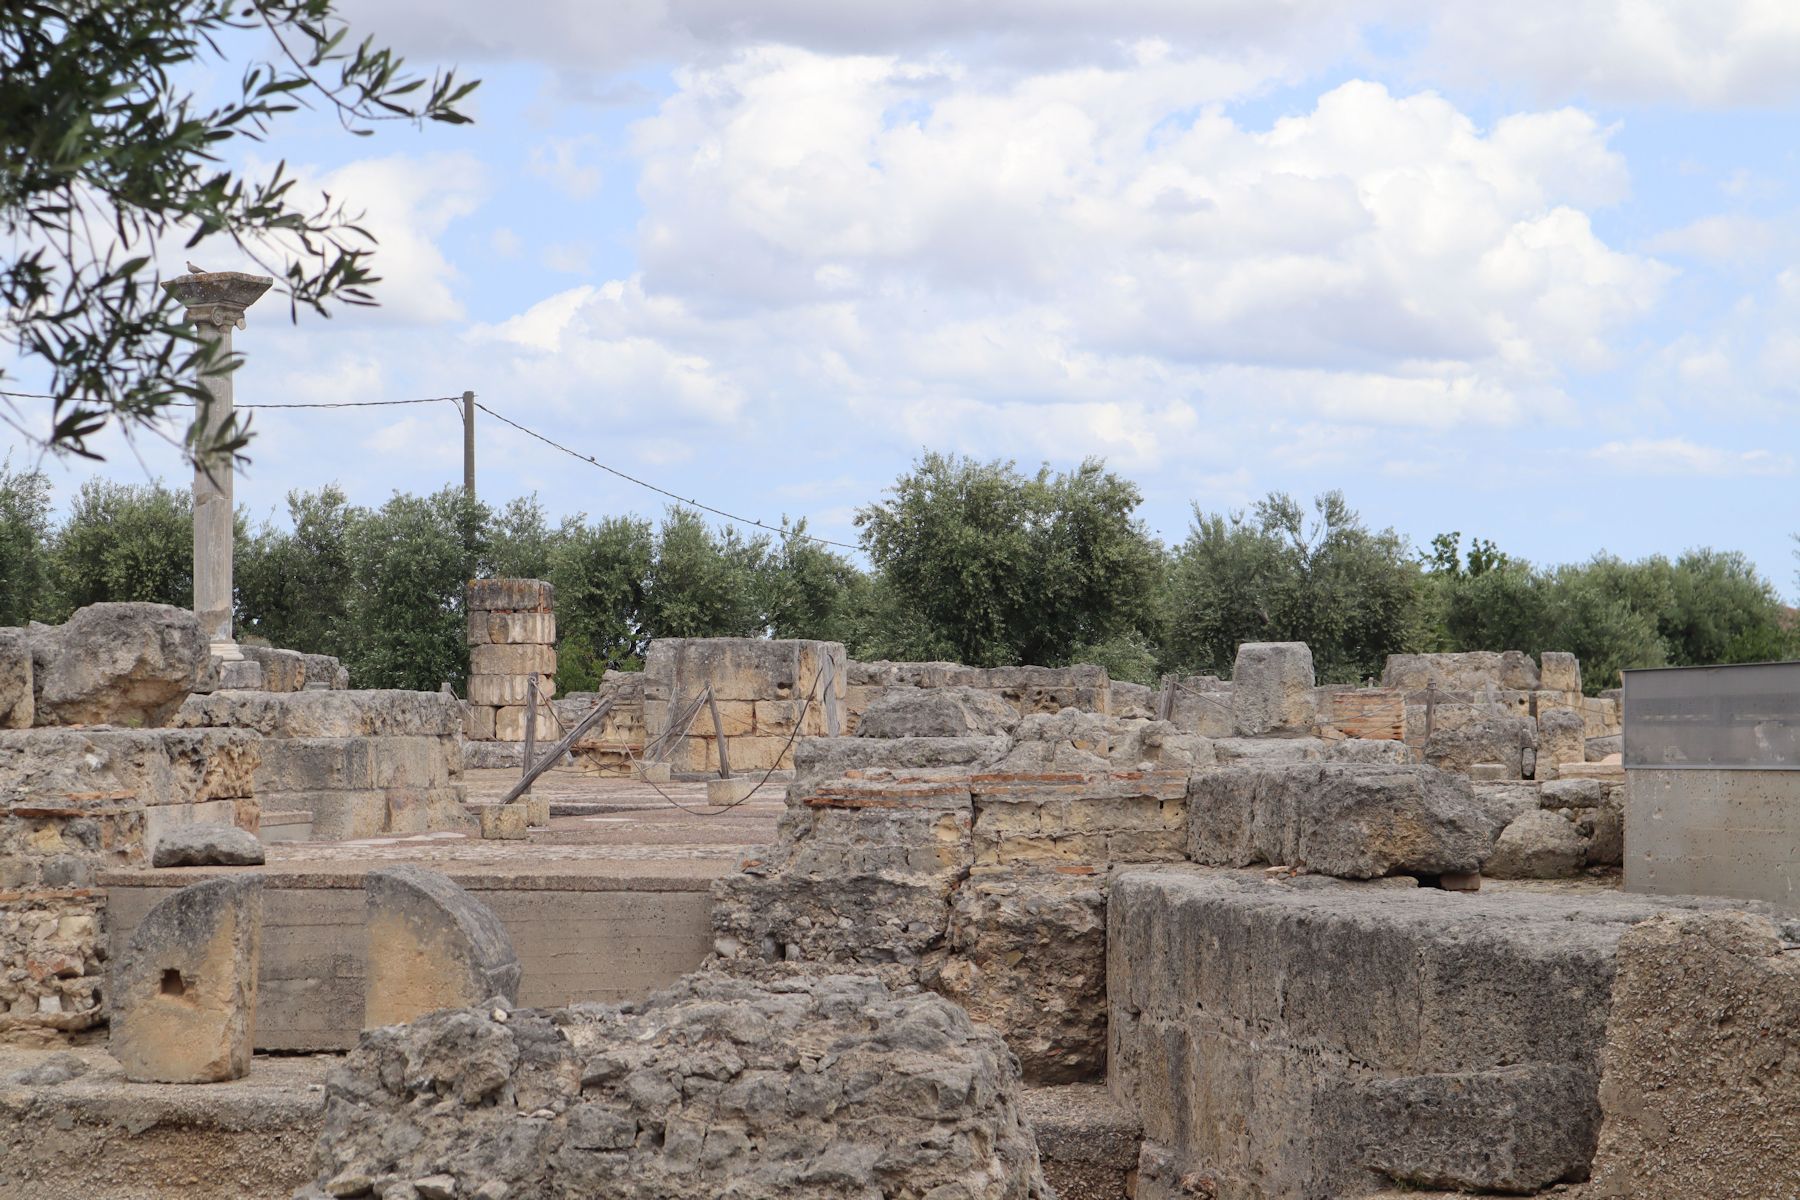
(1107, 868), (1746, 1199)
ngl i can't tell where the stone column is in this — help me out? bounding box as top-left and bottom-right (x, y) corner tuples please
(161, 271), (273, 661)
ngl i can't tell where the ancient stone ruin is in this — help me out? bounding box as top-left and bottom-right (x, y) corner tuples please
(0, 590), (1793, 1200)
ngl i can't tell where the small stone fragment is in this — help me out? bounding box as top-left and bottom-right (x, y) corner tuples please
(151, 822), (266, 868)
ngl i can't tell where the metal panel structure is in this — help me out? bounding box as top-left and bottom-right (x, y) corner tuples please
(1623, 661), (1800, 771)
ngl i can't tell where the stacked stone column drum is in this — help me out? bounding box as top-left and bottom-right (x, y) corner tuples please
(465, 579), (557, 743)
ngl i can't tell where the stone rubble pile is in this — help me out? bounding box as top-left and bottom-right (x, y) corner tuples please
(300, 966), (1050, 1200)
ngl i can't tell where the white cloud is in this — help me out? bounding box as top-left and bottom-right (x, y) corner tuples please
(283, 152), (488, 325)
(596, 53), (1661, 459)
(344, 0), (1800, 107)
(1589, 437), (1794, 476)
(528, 135), (605, 199)
(1645, 213), (1776, 264)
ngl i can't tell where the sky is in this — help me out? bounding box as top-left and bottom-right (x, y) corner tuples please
(12, 0), (1800, 596)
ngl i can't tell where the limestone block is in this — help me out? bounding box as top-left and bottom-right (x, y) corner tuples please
(1423, 712), (1536, 779)
(215, 658), (265, 690)
(1107, 871), (1721, 1199)
(525, 794), (551, 826)
(791, 735), (1008, 791)
(1111, 681), (1155, 720)
(240, 646), (305, 693)
(151, 822), (265, 867)
(974, 770), (1188, 868)
(1186, 763), (1505, 879)
(174, 689), (465, 738)
(1231, 642), (1317, 736)
(255, 735), (456, 793)
(477, 803), (527, 840)
(1539, 651), (1582, 695)
(362, 865), (521, 1028)
(1382, 650), (1540, 692)
(492, 702), (558, 743)
(1485, 810), (1587, 878)
(467, 673), (554, 707)
(925, 868), (1109, 1084)
(465, 703), (495, 741)
(1536, 707), (1587, 780)
(304, 970), (1048, 1200)
(468, 642), (557, 677)
(0, 627), (32, 728)
(469, 610), (555, 646)
(1585, 733), (1622, 761)
(465, 578), (553, 613)
(299, 653), (344, 689)
(855, 685), (1020, 738)
(110, 875), (264, 1082)
(0, 726), (260, 805)
(30, 603), (207, 727)
(1590, 911), (1800, 1198)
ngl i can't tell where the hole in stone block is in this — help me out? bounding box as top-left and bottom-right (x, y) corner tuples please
(160, 968), (186, 997)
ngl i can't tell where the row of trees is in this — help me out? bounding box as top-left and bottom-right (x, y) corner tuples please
(2, 454), (1793, 693)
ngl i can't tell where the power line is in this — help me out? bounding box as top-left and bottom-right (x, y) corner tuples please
(0, 388), (459, 410)
(2, 386), (862, 552)
(472, 400), (861, 552)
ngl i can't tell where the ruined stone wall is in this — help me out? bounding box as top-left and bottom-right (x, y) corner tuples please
(845, 661), (1112, 734)
(643, 638), (846, 774)
(0, 727), (260, 1043)
(557, 671), (648, 775)
(297, 967), (1050, 1200)
(173, 690), (467, 840)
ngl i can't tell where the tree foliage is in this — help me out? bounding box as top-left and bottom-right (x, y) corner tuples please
(0, 459), (55, 625)
(1167, 491), (1420, 684)
(1, 1), (475, 460)
(856, 453), (1164, 668)
(8, 462), (1793, 694)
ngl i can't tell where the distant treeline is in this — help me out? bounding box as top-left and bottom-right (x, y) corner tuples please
(2, 453), (1793, 693)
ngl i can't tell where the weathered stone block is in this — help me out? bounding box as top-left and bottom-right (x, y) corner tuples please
(151, 822), (265, 867)
(468, 609), (556, 646)
(110, 875), (263, 1082)
(468, 642), (557, 677)
(1485, 809), (1587, 879)
(464, 703), (495, 741)
(856, 685), (1020, 738)
(492, 702), (558, 743)
(1536, 706), (1587, 779)
(0, 726), (260, 807)
(174, 689), (465, 738)
(1231, 642), (1316, 736)
(1382, 650), (1540, 692)
(30, 603), (207, 727)
(465, 578), (553, 613)
(362, 866), (520, 1028)
(240, 645), (305, 692)
(1107, 869), (1727, 1199)
(477, 803), (527, 841)
(791, 735), (1007, 790)
(0, 627), (32, 729)
(1539, 651), (1582, 695)
(1423, 712), (1536, 779)
(1186, 763), (1504, 879)
(1590, 911), (1800, 1198)
(467, 673), (554, 707)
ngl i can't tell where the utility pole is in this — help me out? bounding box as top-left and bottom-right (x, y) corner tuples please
(462, 389), (476, 501)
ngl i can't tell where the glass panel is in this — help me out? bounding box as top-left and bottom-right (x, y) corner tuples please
(1624, 662), (1800, 770)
